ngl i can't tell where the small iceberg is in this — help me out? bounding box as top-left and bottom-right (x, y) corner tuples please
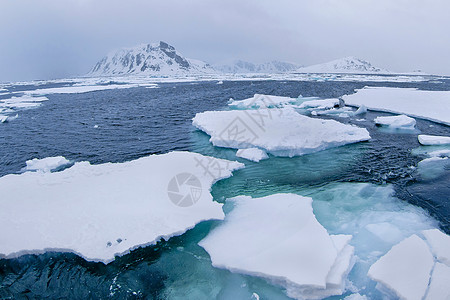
(24, 156), (71, 173)
(228, 94), (298, 109)
(0, 151), (244, 263)
(192, 107), (370, 157)
(199, 194), (355, 299)
(236, 148), (268, 162)
(374, 114), (416, 131)
(418, 134), (450, 145)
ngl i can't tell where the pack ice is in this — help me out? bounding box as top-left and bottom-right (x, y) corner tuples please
(343, 87), (450, 125)
(199, 194), (355, 299)
(0, 151), (244, 263)
(23, 156), (71, 173)
(368, 229), (450, 300)
(192, 107), (370, 157)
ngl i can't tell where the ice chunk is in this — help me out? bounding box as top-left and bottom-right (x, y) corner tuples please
(425, 262), (450, 300)
(368, 234), (434, 300)
(236, 148), (268, 162)
(344, 294), (368, 300)
(297, 98), (339, 110)
(417, 156), (449, 180)
(0, 151), (244, 263)
(422, 229), (450, 266)
(343, 87), (450, 125)
(24, 156), (71, 173)
(228, 94), (297, 109)
(374, 114), (416, 130)
(192, 107), (370, 157)
(418, 134), (450, 146)
(0, 115), (8, 123)
(199, 194), (354, 299)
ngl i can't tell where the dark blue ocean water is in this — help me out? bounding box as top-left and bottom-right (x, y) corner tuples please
(0, 79), (450, 299)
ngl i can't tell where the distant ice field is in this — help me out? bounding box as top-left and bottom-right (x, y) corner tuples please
(1, 78), (450, 299)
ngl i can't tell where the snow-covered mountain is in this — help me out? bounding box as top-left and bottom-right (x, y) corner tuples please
(88, 41), (215, 76)
(297, 57), (390, 74)
(213, 60), (300, 74)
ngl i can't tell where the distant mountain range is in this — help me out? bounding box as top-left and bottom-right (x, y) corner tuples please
(88, 42), (421, 77)
(212, 60), (301, 74)
(296, 56), (390, 74)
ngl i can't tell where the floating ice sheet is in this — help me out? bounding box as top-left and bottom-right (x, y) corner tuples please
(199, 194), (355, 299)
(418, 134), (450, 145)
(192, 107), (370, 157)
(343, 87), (450, 125)
(0, 151), (243, 263)
(228, 94), (298, 109)
(23, 83), (156, 96)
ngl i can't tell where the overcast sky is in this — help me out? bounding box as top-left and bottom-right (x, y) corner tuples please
(1, 0), (449, 82)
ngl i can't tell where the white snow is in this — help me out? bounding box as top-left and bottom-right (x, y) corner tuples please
(418, 134), (450, 145)
(24, 156), (71, 173)
(422, 229), (450, 266)
(192, 107), (370, 157)
(236, 148), (268, 162)
(343, 87), (450, 125)
(228, 94), (297, 109)
(374, 114), (416, 130)
(368, 234), (434, 300)
(199, 194), (355, 299)
(425, 262), (450, 300)
(0, 151), (244, 263)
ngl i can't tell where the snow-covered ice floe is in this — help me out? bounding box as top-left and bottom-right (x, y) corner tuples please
(192, 107), (370, 157)
(343, 87), (450, 125)
(0, 151), (244, 263)
(235, 148), (268, 162)
(374, 114), (416, 130)
(228, 94), (299, 109)
(368, 229), (450, 300)
(23, 156), (71, 173)
(199, 194), (355, 299)
(0, 95), (48, 109)
(418, 134), (450, 145)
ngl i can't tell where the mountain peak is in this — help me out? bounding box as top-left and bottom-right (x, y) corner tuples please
(297, 57), (390, 74)
(88, 42), (214, 76)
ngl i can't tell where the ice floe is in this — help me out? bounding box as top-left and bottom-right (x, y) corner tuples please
(422, 229), (450, 266)
(228, 94), (298, 109)
(368, 229), (450, 300)
(0, 95), (48, 110)
(297, 98), (340, 110)
(343, 87), (450, 125)
(0, 151), (244, 263)
(235, 148), (268, 162)
(368, 234), (434, 300)
(418, 134), (450, 145)
(24, 156), (71, 173)
(199, 194), (355, 299)
(374, 114), (416, 130)
(192, 107), (370, 157)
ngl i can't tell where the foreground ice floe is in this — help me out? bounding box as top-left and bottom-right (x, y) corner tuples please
(418, 134), (450, 145)
(24, 156), (71, 173)
(199, 194), (355, 299)
(374, 114), (416, 130)
(343, 87), (450, 125)
(236, 148), (268, 162)
(368, 229), (450, 300)
(0, 151), (244, 263)
(192, 107), (370, 157)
